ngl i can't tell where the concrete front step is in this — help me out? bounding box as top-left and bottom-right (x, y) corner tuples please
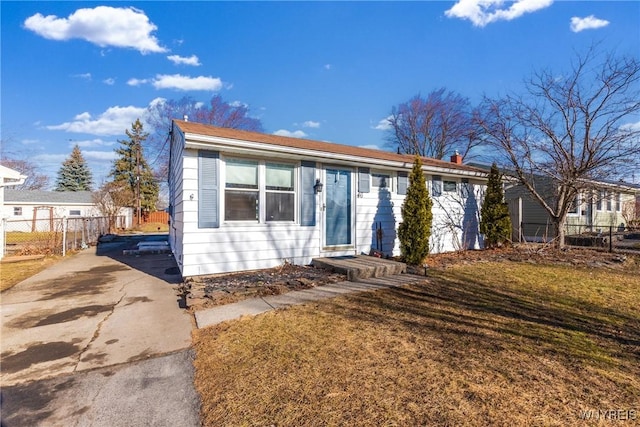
(311, 255), (406, 281)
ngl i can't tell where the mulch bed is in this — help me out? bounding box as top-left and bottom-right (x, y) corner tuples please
(180, 262), (346, 311)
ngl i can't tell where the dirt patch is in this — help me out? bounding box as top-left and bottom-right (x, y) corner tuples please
(1, 342), (80, 374)
(181, 263), (346, 311)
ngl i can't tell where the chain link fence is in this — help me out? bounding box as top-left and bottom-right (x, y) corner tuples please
(2, 216), (126, 257)
(517, 222), (640, 252)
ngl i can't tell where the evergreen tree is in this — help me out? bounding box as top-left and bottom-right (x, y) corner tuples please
(398, 156), (433, 265)
(480, 163), (512, 248)
(55, 145), (93, 191)
(110, 119), (159, 218)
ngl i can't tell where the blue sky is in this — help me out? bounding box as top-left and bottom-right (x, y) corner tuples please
(2, 1), (639, 187)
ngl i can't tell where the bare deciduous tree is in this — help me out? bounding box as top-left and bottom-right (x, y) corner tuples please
(386, 88), (480, 159)
(0, 158), (50, 190)
(145, 95), (263, 179)
(93, 181), (133, 233)
(477, 47), (640, 247)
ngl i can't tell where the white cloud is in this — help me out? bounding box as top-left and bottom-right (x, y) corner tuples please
(24, 6), (166, 54)
(167, 54), (201, 66)
(273, 129), (308, 138)
(33, 153), (67, 163)
(373, 115), (393, 131)
(127, 78), (149, 86)
(103, 78), (115, 85)
(152, 74), (223, 91)
(83, 150), (118, 161)
(570, 15), (610, 33)
(302, 120), (320, 128)
(21, 139), (40, 145)
(230, 100), (248, 108)
(621, 120), (640, 131)
(445, 0), (554, 27)
(324, 64), (332, 70)
(74, 112), (92, 121)
(359, 144), (382, 150)
(47, 104), (148, 136)
(69, 138), (115, 148)
(73, 72), (92, 80)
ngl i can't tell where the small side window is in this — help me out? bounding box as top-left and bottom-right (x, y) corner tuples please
(443, 181), (457, 192)
(432, 176), (442, 197)
(13, 207), (22, 216)
(371, 173), (390, 189)
(69, 210), (81, 216)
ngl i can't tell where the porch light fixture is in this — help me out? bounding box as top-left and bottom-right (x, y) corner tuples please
(313, 179), (323, 194)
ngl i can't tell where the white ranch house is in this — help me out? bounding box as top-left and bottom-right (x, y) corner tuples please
(0, 165), (27, 259)
(168, 120), (488, 277)
(3, 190), (134, 232)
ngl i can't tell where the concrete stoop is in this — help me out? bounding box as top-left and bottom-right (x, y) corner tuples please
(311, 255), (406, 281)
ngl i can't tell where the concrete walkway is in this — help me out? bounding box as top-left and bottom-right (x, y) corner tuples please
(196, 273), (426, 328)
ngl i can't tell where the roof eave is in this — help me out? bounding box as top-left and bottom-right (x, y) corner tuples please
(184, 133), (488, 179)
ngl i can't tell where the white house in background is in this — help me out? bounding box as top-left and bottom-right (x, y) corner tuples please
(168, 120), (488, 278)
(3, 190), (134, 232)
(0, 165), (27, 259)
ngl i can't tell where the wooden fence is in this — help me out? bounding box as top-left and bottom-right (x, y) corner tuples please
(144, 211), (169, 224)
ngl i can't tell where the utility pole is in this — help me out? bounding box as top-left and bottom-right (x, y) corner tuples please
(135, 132), (141, 227)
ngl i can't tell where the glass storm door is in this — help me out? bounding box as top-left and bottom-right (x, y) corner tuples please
(324, 168), (352, 246)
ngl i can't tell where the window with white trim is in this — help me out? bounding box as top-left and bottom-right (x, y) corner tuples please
(606, 191), (612, 211)
(568, 194), (579, 215)
(597, 190), (604, 211)
(69, 209), (81, 216)
(223, 158), (296, 223)
(615, 193), (622, 212)
(225, 158), (259, 221)
(13, 207), (22, 216)
(443, 180), (457, 192)
(371, 172), (390, 189)
(265, 162), (295, 221)
(432, 175), (442, 197)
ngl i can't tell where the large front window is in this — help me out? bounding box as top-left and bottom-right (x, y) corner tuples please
(224, 159), (296, 222)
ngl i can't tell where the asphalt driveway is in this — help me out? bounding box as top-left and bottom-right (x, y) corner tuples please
(0, 234), (199, 426)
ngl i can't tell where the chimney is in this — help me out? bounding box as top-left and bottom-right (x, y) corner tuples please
(450, 151), (462, 165)
(183, 115), (188, 122)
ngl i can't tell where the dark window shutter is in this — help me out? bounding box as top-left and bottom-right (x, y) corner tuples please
(358, 167), (370, 193)
(300, 161), (316, 226)
(198, 151), (219, 228)
(397, 171), (408, 195)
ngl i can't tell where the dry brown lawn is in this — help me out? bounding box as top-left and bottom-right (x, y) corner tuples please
(193, 259), (640, 426)
(0, 256), (62, 292)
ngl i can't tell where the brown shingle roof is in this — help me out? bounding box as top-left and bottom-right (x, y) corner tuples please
(173, 120), (485, 175)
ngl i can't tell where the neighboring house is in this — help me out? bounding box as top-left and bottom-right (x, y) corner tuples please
(3, 190), (133, 232)
(0, 165), (27, 259)
(168, 120), (488, 277)
(505, 177), (639, 242)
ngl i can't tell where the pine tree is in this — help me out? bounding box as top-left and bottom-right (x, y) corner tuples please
(480, 163), (512, 248)
(55, 145), (93, 191)
(110, 119), (159, 220)
(398, 156), (433, 265)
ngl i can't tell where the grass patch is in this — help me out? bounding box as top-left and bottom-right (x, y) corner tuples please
(194, 261), (640, 426)
(127, 222), (169, 233)
(0, 256), (63, 292)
